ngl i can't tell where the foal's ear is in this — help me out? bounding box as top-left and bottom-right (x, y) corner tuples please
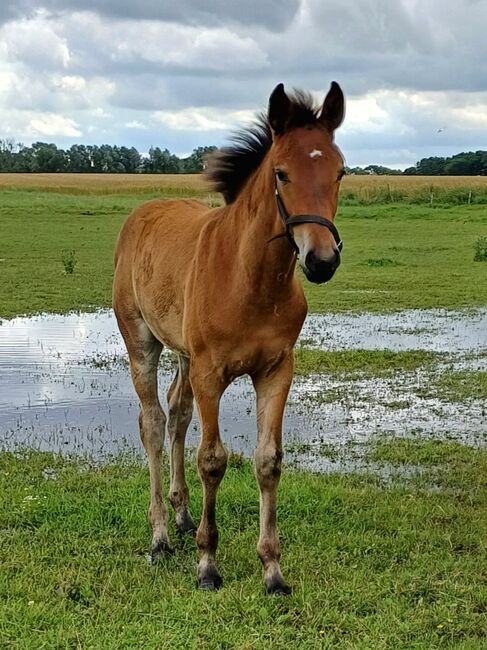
(268, 83), (291, 135)
(319, 81), (345, 132)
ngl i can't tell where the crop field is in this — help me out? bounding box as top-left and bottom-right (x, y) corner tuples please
(0, 174), (487, 195)
(0, 174), (486, 649)
(0, 172), (209, 196)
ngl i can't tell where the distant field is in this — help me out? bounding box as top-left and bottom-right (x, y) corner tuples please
(1, 173), (487, 204)
(341, 174), (487, 205)
(0, 173), (210, 197)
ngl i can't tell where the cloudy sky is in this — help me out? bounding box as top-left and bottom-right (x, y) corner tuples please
(1, 0), (486, 168)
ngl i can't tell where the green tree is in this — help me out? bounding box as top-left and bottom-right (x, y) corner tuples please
(66, 144), (92, 172)
(363, 164), (402, 175)
(119, 146), (141, 173)
(30, 142), (67, 172)
(143, 147), (180, 173)
(416, 157), (446, 175)
(181, 146), (217, 173)
(0, 139), (16, 171)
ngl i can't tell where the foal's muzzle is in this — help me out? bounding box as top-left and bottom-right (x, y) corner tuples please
(272, 176), (344, 279)
(304, 249), (341, 284)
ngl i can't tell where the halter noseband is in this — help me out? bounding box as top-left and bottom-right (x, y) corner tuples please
(270, 173), (343, 257)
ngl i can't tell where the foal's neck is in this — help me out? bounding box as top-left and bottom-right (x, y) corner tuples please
(230, 162), (298, 299)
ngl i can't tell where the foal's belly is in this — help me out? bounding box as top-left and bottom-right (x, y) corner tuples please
(140, 303), (187, 355)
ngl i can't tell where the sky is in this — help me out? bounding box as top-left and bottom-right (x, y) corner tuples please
(0, 0), (486, 168)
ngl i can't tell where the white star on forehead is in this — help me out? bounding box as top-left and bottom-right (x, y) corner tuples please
(309, 149), (323, 158)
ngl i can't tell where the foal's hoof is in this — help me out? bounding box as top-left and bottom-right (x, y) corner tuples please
(197, 566), (223, 591)
(198, 576), (223, 591)
(150, 539), (174, 563)
(176, 511), (197, 537)
(265, 578), (292, 596)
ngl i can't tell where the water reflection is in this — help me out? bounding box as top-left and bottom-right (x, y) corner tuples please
(1, 309), (486, 464)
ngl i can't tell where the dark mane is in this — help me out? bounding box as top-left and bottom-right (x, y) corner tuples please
(206, 90), (321, 204)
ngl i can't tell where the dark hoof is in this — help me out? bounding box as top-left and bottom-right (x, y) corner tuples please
(198, 577), (222, 591)
(197, 565), (223, 591)
(176, 511), (197, 537)
(150, 539), (174, 563)
(265, 578), (292, 596)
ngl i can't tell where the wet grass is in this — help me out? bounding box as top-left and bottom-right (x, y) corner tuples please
(415, 370), (487, 402)
(294, 348), (440, 377)
(1, 184), (487, 319)
(0, 445), (486, 649)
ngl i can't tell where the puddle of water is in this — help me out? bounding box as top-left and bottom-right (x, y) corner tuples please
(1, 309), (486, 467)
(291, 370), (485, 449)
(301, 308), (487, 352)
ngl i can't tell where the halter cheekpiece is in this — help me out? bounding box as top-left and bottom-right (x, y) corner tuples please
(271, 173), (343, 257)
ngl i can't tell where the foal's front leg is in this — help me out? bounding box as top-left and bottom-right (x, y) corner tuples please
(190, 363), (228, 590)
(252, 354), (294, 595)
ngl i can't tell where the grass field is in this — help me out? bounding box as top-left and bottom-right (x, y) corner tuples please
(1, 174), (486, 649)
(1, 444), (486, 649)
(1, 174), (486, 318)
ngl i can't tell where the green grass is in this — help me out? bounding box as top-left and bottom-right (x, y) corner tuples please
(369, 437), (482, 467)
(294, 348), (440, 377)
(473, 236), (487, 262)
(305, 203), (487, 314)
(1, 190), (487, 318)
(0, 191), (133, 318)
(0, 446), (486, 649)
(415, 370), (487, 402)
(1, 181), (486, 648)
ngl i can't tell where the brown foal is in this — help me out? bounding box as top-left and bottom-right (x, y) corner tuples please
(113, 81), (345, 594)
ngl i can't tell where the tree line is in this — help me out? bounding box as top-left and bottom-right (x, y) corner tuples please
(0, 139), (486, 175)
(0, 139), (217, 174)
(402, 150), (487, 176)
(348, 151), (487, 176)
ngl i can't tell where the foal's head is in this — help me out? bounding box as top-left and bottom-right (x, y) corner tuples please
(268, 82), (345, 284)
(207, 81), (345, 284)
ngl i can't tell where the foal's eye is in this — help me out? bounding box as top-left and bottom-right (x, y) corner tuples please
(337, 168), (346, 181)
(275, 169), (289, 183)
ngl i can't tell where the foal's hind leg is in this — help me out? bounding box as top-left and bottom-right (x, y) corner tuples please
(167, 355), (196, 535)
(252, 354), (293, 595)
(118, 316), (172, 558)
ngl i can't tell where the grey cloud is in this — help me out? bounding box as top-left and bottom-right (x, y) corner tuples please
(0, 1), (32, 24)
(258, 0), (487, 94)
(309, 0), (433, 55)
(0, 0), (300, 31)
(2, 0), (487, 168)
(109, 73), (276, 112)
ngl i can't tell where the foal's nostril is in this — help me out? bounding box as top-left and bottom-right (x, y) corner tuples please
(305, 250), (319, 273)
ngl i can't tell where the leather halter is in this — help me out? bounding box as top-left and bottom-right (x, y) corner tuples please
(270, 174), (343, 257)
